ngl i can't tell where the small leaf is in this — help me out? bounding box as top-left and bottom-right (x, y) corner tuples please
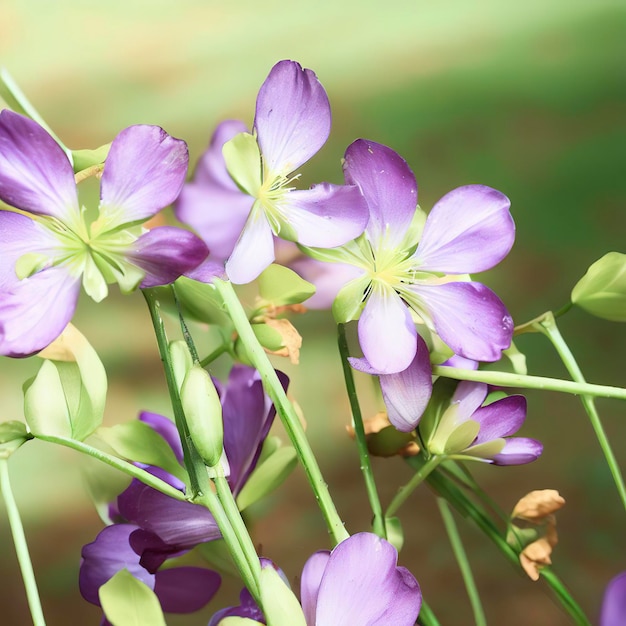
(99, 569), (166, 626)
(96, 421), (187, 484)
(237, 446), (297, 511)
(258, 264), (316, 306)
(259, 566), (307, 626)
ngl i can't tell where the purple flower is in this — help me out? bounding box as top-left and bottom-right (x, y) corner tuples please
(175, 60), (368, 285)
(424, 381), (542, 464)
(0, 110), (209, 357)
(310, 139), (514, 375)
(601, 571), (626, 626)
(209, 533), (421, 625)
(79, 524), (221, 617)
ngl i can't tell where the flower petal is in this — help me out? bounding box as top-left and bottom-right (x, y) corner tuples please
(410, 281), (513, 361)
(280, 183), (368, 247)
(314, 533), (421, 626)
(254, 60), (330, 173)
(491, 437), (543, 465)
(79, 524), (154, 606)
(415, 185), (514, 273)
(225, 205), (275, 284)
(0, 266), (80, 357)
(601, 571), (626, 626)
(357, 284), (417, 374)
(99, 125), (188, 226)
(472, 395), (527, 444)
(126, 226), (209, 288)
(300, 550), (330, 626)
(343, 139), (418, 246)
(154, 567), (221, 613)
(0, 110), (78, 220)
(450, 381), (489, 422)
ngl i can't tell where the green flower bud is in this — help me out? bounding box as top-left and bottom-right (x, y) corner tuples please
(571, 252), (626, 321)
(181, 364), (224, 467)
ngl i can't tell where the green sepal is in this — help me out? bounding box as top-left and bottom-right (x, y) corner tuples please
(95, 420), (188, 484)
(398, 204), (427, 253)
(460, 437), (506, 460)
(418, 377), (458, 447)
(258, 264), (316, 306)
(223, 132), (262, 196)
(506, 525), (541, 551)
(236, 445), (297, 511)
(259, 566), (307, 626)
(441, 420), (480, 455)
(14, 253), (49, 280)
(571, 251), (626, 321)
(251, 323), (284, 351)
(172, 278), (233, 330)
(384, 516), (405, 552)
(367, 425), (415, 457)
(99, 569), (166, 626)
(0, 421), (32, 458)
(332, 276), (370, 323)
(72, 143), (111, 173)
(169, 340), (193, 392)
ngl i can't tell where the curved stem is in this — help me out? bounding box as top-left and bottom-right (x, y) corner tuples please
(386, 455), (443, 518)
(432, 366), (626, 400)
(437, 498), (486, 626)
(337, 324), (386, 538)
(536, 313), (626, 511)
(0, 458), (46, 626)
(214, 279), (349, 545)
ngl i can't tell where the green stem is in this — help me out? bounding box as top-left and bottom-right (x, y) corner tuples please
(213, 279), (349, 545)
(34, 434), (187, 502)
(199, 344), (228, 368)
(0, 458), (46, 626)
(337, 324), (386, 538)
(417, 600), (442, 626)
(406, 456), (591, 625)
(386, 455), (443, 518)
(437, 498), (486, 626)
(536, 313), (626, 510)
(432, 365), (626, 400)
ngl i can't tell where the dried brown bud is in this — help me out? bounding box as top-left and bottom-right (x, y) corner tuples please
(512, 489), (565, 521)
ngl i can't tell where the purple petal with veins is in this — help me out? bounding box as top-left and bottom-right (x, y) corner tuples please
(99, 125), (188, 226)
(491, 437), (543, 465)
(471, 395), (527, 444)
(343, 139), (417, 246)
(415, 185), (514, 274)
(410, 281), (513, 361)
(0, 110), (78, 221)
(254, 60), (330, 173)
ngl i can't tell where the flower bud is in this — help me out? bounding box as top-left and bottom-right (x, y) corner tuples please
(181, 364), (224, 467)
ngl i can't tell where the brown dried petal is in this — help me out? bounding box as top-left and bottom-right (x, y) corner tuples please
(520, 537), (553, 581)
(512, 489), (565, 521)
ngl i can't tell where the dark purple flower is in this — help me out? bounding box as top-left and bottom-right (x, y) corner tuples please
(308, 139), (514, 375)
(425, 381), (542, 464)
(79, 524), (221, 615)
(175, 60), (368, 285)
(601, 571), (626, 626)
(0, 110), (209, 357)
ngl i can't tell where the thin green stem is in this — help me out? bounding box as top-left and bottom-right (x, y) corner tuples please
(536, 314), (626, 510)
(417, 600), (442, 626)
(0, 458), (46, 626)
(337, 324), (386, 538)
(34, 434), (187, 501)
(212, 472), (262, 600)
(437, 498), (486, 626)
(214, 279), (349, 545)
(432, 365), (626, 400)
(386, 455), (443, 518)
(199, 344), (228, 368)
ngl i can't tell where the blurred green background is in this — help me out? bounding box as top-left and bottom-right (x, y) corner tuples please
(1, 0), (625, 624)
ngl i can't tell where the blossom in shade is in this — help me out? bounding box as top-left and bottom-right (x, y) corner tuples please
(424, 381), (542, 465)
(209, 533), (421, 626)
(308, 139), (515, 375)
(600, 571), (626, 626)
(174, 60), (368, 285)
(0, 110), (209, 357)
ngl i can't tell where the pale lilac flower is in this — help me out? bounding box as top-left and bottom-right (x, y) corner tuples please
(175, 60), (368, 285)
(424, 381), (542, 464)
(0, 110), (209, 357)
(310, 139), (515, 375)
(600, 571), (626, 626)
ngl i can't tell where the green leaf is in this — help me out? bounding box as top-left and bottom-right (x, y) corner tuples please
(571, 252), (626, 321)
(258, 264), (316, 306)
(222, 132), (262, 196)
(96, 420), (188, 484)
(99, 569), (166, 626)
(0, 421), (31, 458)
(237, 446), (297, 511)
(332, 276), (370, 323)
(259, 566), (307, 626)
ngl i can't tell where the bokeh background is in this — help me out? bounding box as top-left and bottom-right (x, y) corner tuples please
(1, 0), (625, 624)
